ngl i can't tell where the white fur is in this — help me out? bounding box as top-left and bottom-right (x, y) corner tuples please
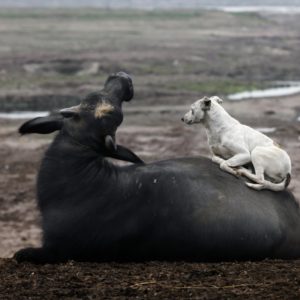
(182, 96), (292, 191)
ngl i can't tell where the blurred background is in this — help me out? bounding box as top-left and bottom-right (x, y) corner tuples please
(0, 0), (300, 258)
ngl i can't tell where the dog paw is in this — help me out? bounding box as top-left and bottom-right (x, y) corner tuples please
(232, 168), (241, 178)
(235, 169), (242, 176)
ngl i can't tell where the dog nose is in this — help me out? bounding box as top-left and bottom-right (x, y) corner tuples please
(181, 117), (184, 122)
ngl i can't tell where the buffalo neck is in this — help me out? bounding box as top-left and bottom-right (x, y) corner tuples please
(38, 131), (118, 208)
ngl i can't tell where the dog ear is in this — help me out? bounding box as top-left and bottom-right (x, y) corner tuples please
(202, 96), (211, 110)
(211, 96), (223, 104)
(19, 115), (63, 135)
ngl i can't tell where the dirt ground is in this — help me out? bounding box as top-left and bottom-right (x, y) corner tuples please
(1, 8), (300, 299)
(1, 259), (300, 299)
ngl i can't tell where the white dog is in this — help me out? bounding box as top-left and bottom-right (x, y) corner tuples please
(182, 96), (291, 191)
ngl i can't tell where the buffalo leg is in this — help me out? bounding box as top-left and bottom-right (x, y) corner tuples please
(13, 247), (65, 264)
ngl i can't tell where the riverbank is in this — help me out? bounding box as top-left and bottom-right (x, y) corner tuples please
(1, 8), (300, 112)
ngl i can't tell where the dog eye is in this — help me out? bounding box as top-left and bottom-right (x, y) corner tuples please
(81, 104), (93, 110)
(84, 104), (95, 110)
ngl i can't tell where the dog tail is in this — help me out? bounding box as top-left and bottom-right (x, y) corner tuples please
(285, 173), (291, 189)
(246, 174), (291, 192)
(263, 175), (291, 191)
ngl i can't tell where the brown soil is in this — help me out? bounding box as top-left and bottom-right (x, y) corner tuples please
(1, 259), (300, 299)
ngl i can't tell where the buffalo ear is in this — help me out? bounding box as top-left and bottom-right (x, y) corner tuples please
(107, 144), (144, 164)
(105, 135), (117, 151)
(19, 115), (63, 135)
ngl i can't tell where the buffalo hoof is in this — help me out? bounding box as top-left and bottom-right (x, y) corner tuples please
(14, 247), (60, 264)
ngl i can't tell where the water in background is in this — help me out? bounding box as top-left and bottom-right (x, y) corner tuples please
(0, 111), (49, 119)
(0, 0), (299, 11)
(228, 82), (300, 101)
(220, 6), (300, 14)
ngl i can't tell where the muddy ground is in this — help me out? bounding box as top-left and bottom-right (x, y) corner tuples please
(0, 8), (300, 299)
(1, 259), (300, 299)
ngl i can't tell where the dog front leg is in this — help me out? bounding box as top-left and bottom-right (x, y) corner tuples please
(211, 155), (240, 177)
(224, 152), (251, 167)
(212, 155), (225, 165)
(220, 152), (251, 177)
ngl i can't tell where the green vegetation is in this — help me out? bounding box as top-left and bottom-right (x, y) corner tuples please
(0, 8), (268, 24)
(166, 80), (264, 95)
(230, 11), (264, 20)
(229, 11), (269, 25)
(137, 64), (176, 76)
(0, 72), (264, 97)
(0, 73), (106, 91)
(0, 8), (204, 21)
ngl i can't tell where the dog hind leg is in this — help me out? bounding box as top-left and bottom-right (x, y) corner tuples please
(241, 156), (266, 190)
(238, 165), (264, 184)
(244, 151), (288, 191)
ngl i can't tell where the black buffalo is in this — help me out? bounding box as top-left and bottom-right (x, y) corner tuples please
(14, 73), (300, 263)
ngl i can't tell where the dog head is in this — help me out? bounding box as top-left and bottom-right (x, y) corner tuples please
(181, 96), (223, 125)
